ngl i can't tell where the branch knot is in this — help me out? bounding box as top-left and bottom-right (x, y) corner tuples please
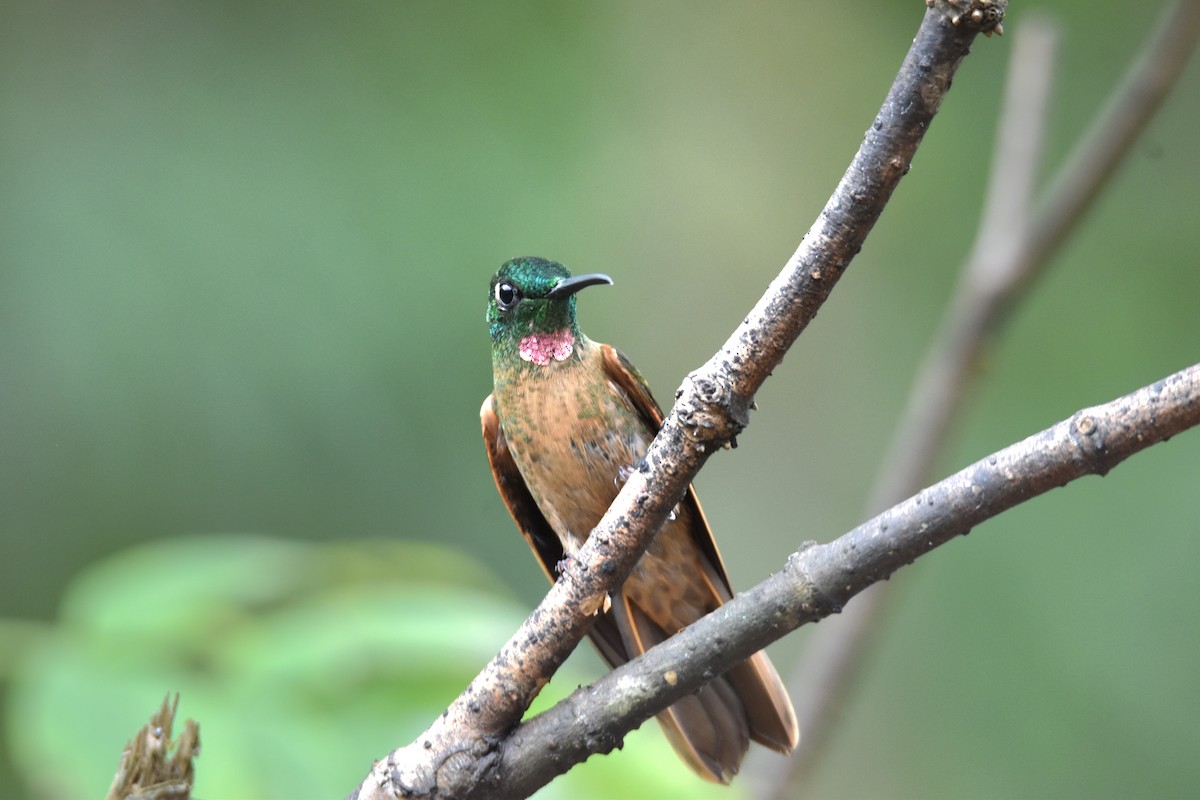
(1069, 409), (1121, 477)
(928, 0), (1007, 36)
(676, 370), (749, 448)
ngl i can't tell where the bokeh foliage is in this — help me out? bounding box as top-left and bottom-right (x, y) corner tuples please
(9, 537), (729, 798)
(1, 1), (1198, 798)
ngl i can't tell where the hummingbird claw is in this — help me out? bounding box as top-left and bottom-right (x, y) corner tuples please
(613, 464), (634, 489)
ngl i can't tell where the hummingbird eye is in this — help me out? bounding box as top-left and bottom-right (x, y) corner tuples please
(495, 281), (521, 311)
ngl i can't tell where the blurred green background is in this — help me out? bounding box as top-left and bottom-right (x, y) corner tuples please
(2, 1), (1198, 798)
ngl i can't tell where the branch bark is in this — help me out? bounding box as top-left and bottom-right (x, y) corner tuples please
(351, 3), (1006, 798)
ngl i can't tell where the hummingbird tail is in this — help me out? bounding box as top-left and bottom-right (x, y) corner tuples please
(620, 602), (799, 783)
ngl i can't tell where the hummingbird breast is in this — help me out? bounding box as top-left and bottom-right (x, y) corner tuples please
(496, 340), (645, 550)
(494, 339), (723, 627)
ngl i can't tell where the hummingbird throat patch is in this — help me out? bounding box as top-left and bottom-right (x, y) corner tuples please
(518, 329), (575, 366)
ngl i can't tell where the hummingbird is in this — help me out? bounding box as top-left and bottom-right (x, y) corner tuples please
(480, 256), (798, 782)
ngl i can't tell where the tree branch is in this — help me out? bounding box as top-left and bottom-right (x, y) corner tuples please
(350, 3), (1005, 798)
(496, 363), (1200, 799)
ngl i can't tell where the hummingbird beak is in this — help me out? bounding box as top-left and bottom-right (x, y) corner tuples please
(546, 273), (613, 299)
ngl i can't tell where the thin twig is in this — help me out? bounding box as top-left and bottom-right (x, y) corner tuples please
(761, 2), (1200, 796)
(350, 4), (1004, 798)
(1019, 0), (1200, 312)
(873, 16), (1060, 504)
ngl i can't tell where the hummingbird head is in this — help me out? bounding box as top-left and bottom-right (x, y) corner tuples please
(487, 257), (612, 364)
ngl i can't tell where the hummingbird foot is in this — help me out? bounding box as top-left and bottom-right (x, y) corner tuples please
(554, 555), (574, 577)
(613, 464), (634, 489)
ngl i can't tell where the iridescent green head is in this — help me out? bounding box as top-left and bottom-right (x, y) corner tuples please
(487, 257), (612, 365)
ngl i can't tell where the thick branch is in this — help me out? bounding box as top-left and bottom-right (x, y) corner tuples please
(495, 363), (1200, 797)
(351, 4), (1004, 798)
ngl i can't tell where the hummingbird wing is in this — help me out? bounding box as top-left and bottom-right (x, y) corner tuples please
(600, 345), (800, 761)
(599, 345), (732, 589)
(480, 394), (631, 666)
